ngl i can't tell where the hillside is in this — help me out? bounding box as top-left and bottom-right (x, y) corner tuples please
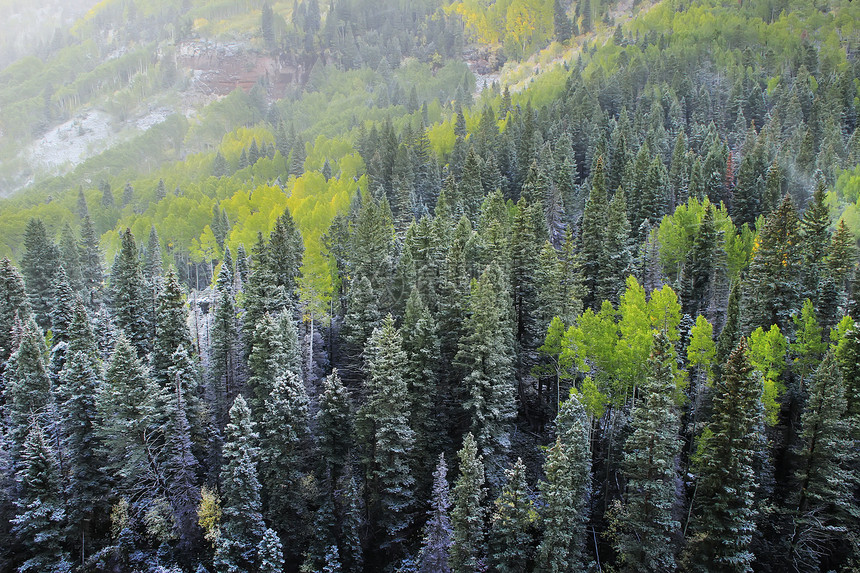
(1, 0), (860, 571)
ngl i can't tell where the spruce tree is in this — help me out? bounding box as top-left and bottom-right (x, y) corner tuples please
(450, 433), (487, 573)
(151, 270), (195, 392)
(604, 187), (632, 304)
(78, 215), (104, 309)
(4, 319), (52, 457)
(316, 369), (354, 485)
(11, 421), (72, 573)
(261, 370), (310, 553)
(258, 528), (285, 573)
(215, 395), (265, 572)
(683, 338), (766, 572)
(0, 258), (31, 362)
(490, 458), (535, 573)
(614, 332), (681, 572)
(96, 334), (165, 500)
(59, 223), (83, 293)
(790, 352), (857, 568)
(742, 195), (802, 334)
(799, 178), (832, 306)
(211, 269), (239, 427)
(21, 218), (60, 329)
(49, 267), (76, 346)
(110, 229), (150, 356)
(357, 314), (415, 556)
(417, 454), (453, 573)
(537, 392), (591, 573)
(579, 156), (609, 310)
(455, 266), (516, 485)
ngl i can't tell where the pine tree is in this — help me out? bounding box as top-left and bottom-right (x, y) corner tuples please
(614, 331), (681, 572)
(110, 229), (150, 356)
(211, 273), (239, 427)
(59, 223), (83, 293)
(261, 370), (310, 553)
(11, 421), (72, 573)
(682, 204), (717, 317)
(357, 314), (415, 556)
(799, 178), (832, 306)
(402, 288), (442, 496)
(450, 433), (487, 573)
(835, 324), (860, 418)
(21, 218), (60, 329)
(455, 266), (516, 485)
(790, 352), (857, 568)
(490, 458), (535, 573)
(258, 528), (285, 573)
(78, 215), (104, 310)
(537, 392), (591, 573)
(417, 454), (453, 573)
(683, 338), (766, 572)
(49, 266), (76, 345)
(4, 319), (52, 457)
(96, 334), (165, 500)
(603, 187), (632, 304)
(579, 157), (609, 309)
(554, 0), (572, 42)
(316, 369), (354, 484)
(216, 395), (265, 573)
(151, 270), (194, 392)
(742, 195), (802, 334)
(0, 258), (31, 362)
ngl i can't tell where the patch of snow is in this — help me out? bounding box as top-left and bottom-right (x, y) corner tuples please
(26, 110), (117, 172)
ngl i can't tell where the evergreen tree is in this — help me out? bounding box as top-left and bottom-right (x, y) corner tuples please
(110, 229), (150, 356)
(455, 266), (516, 485)
(450, 433), (487, 573)
(553, 0), (572, 42)
(78, 215), (104, 310)
(316, 369), (354, 484)
(742, 195), (802, 334)
(682, 204), (717, 317)
(211, 269), (239, 427)
(0, 258), (31, 362)
(58, 223), (83, 293)
(215, 395), (265, 572)
(21, 218), (60, 329)
(537, 392), (591, 573)
(357, 314), (415, 556)
(604, 187), (632, 304)
(790, 352), (857, 568)
(49, 267), (76, 345)
(151, 270), (194, 392)
(683, 338), (765, 573)
(11, 421), (71, 573)
(261, 370), (310, 553)
(579, 157), (609, 309)
(490, 458), (535, 573)
(835, 324), (860, 418)
(96, 334), (165, 500)
(258, 528), (285, 573)
(417, 454), (453, 573)
(4, 319), (52, 457)
(614, 331), (681, 572)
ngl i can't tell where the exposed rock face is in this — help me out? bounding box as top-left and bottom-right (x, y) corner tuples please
(178, 40), (300, 97)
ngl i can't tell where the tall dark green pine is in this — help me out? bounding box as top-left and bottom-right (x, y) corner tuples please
(247, 310), (300, 423)
(741, 195), (802, 334)
(267, 207), (305, 303)
(455, 266), (516, 486)
(78, 215), (104, 309)
(21, 218), (60, 330)
(511, 198), (542, 363)
(215, 394), (266, 573)
(151, 270), (194, 392)
(110, 229), (150, 356)
(4, 319), (52, 458)
(553, 0), (572, 42)
(418, 454), (453, 573)
(316, 369), (354, 485)
(579, 157), (609, 310)
(836, 324), (860, 419)
(603, 187), (632, 304)
(683, 338), (765, 573)
(615, 332), (682, 572)
(340, 274), (381, 378)
(799, 178), (832, 313)
(11, 421), (71, 573)
(49, 266), (76, 345)
(732, 147), (762, 227)
(450, 433), (487, 573)
(96, 334), (165, 500)
(402, 288), (442, 497)
(357, 314), (415, 560)
(789, 352), (857, 568)
(59, 223), (83, 293)
(682, 204), (717, 317)
(56, 301), (105, 560)
(490, 458), (535, 573)
(211, 262), (239, 427)
(537, 392), (591, 573)
(0, 258), (31, 362)
(261, 370), (310, 556)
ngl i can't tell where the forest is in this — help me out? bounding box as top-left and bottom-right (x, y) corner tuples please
(1, 0), (860, 571)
